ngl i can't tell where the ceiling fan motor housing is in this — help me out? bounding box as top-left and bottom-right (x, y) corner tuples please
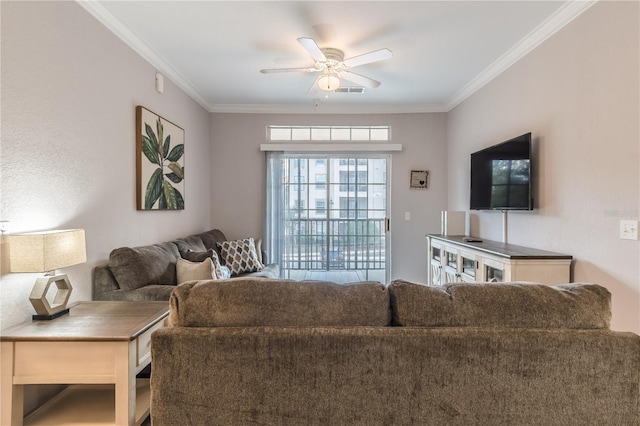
(320, 47), (345, 62)
(317, 48), (346, 76)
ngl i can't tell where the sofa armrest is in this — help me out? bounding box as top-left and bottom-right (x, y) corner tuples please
(93, 265), (119, 300)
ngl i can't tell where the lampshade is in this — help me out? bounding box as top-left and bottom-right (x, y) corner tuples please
(9, 229), (86, 273)
(318, 73), (340, 92)
(9, 229), (86, 320)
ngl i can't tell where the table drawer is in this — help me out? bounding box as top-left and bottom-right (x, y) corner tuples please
(136, 320), (165, 367)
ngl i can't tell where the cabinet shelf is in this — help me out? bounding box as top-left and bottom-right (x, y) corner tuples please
(25, 379), (150, 426)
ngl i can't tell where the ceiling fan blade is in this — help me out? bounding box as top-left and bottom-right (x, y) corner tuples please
(340, 71), (381, 89)
(260, 67), (317, 74)
(306, 76), (322, 96)
(343, 48), (392, 68)
(297, 37), (327, 62)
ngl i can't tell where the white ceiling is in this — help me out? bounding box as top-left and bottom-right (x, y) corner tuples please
(80, 1), (595, 114)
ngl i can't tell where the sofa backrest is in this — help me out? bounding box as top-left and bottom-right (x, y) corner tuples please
(389, 280), (611, 329)
(173, 235), (207, 257)
(168, 279), (611, 330)
(169, 278), (391, 327)
(104, 229), (227, 291)
(194, 229), (228, 259)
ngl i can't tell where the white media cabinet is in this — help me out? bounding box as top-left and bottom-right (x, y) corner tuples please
(426, 234), (572, 285)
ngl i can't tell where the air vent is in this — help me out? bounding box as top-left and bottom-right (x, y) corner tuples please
(335, 87), (365, 94)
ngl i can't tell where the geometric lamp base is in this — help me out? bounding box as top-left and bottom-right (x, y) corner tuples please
(29, 274), (73, 321)
(32, 307), (70, 321)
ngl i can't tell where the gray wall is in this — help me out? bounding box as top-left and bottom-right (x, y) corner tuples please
(447, 1), (639, 332)
(210, 113), (447, 283)
(1, 1), (212, 328)
(2, 1), (637, 337)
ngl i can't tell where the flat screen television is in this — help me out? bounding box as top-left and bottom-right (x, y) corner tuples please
(470, 132), (533, 210)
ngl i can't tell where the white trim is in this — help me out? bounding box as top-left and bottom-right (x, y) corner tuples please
(75, 0), (215, 112)
(211, 103), (447, 114)
(445, 0), (598, 111)
(260, 143), (402, 152)
(76, 0), (595, 114)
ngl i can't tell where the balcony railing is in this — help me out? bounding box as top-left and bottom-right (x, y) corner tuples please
(281, 218), (386, 271)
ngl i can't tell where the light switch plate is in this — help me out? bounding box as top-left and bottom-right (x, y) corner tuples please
(620, 220), (638, 240)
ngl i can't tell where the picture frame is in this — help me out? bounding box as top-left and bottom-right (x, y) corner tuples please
(136, 106), (185, 210)
(410, 170), (429, 189)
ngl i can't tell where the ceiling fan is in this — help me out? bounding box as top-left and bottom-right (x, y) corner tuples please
(260, 37), (392, 94)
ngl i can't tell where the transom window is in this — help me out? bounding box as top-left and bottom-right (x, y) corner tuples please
(268, 126), (390, 142)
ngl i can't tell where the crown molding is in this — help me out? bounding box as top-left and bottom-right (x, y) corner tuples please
(209, 103), (447, 114)
(444, 0), (598, 111)
(77, 0), (596, 115)
(75, 0), (215, 112)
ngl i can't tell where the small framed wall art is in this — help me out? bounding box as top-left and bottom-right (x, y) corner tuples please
(136, 106), (185, 210)
(410, 170), (429, 189)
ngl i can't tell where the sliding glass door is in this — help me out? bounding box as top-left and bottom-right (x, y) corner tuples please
(267, 153), (389, 284)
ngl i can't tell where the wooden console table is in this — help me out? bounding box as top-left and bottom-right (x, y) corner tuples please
(426, 234), (573, 285)
(1, 301), (169, 426)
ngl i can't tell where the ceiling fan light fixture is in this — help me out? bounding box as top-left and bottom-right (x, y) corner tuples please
(318, 73), (340, 92)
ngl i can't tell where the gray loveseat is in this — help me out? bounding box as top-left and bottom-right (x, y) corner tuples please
(151, 279), (640, 425)
(92, 229), (279, 301)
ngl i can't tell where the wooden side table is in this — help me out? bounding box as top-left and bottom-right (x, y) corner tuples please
(1, 301), (169, 426)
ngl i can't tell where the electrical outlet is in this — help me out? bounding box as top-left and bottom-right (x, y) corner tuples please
(620, 220), (638, 240)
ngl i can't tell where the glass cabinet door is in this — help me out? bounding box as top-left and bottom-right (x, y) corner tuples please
(428, 240), (444, 285)
(446, 252), (457, 268)
(485, 266), (503, 282)
(430, 263), (442, 285)
(482, 258), (505, 282)
(460, 254), (476, 282)
(443, 250), (459, 283)
(431, 245), (441, 262)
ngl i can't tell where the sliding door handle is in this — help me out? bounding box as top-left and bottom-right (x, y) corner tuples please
(385, 217), (390, 233)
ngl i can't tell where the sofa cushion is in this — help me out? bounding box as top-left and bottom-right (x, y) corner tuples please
(219, 265), (231, 279)
(108, 242), (180, 291)
(182, 248), (214, 263)
(196, 229), (227, 257)
(389, 281), (611, 329)
(169, 278), (390, 327)
(183, 249), (224, 279)
(176, 258), (217, 283)
(100, 284), (176, 301)
(174, 235), (207, 257)
(235, 263), (280, 279)
(217, 238), (263, 275)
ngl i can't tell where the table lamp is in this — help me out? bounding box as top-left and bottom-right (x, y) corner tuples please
(9, 229), (86, 320)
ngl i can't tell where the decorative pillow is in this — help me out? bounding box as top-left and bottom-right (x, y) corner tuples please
(176, 258), (216, 284)
(217, 238), (264, 275)
(183, 249), (223, 279)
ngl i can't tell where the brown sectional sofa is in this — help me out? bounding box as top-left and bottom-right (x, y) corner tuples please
(92, 229), (279, 301)
(151, 279), (640, 425)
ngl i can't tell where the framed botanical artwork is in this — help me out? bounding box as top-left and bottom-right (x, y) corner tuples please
(410, 170), (429, 189)
(136, 106), (185, 210)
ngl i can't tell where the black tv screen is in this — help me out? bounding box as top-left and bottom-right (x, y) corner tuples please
(470, 133), (532, 210)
